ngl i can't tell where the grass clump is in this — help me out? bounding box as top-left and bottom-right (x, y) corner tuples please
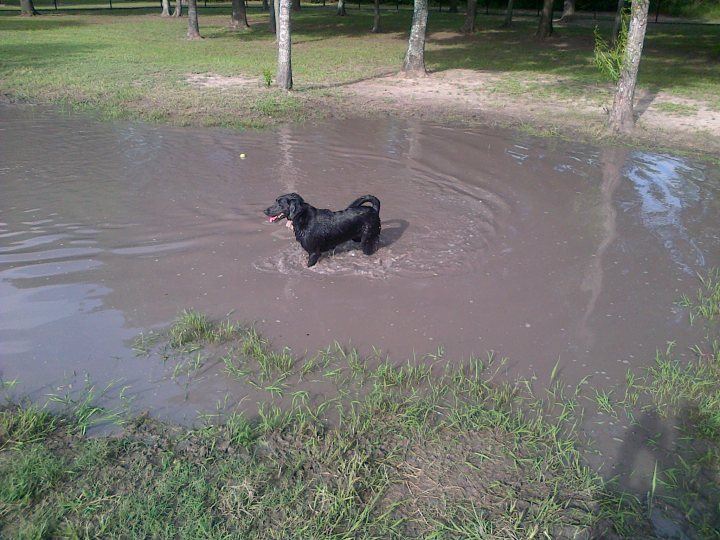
(678, 268), (720, 324)
(168, 308), (239, 349)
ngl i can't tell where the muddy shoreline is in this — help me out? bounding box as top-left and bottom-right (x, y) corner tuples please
(331, 69), (720, 159)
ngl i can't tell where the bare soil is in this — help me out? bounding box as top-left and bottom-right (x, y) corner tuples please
(187, 67), (720, 156)
(339, 68), (720, 156)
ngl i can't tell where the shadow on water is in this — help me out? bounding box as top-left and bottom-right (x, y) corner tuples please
(613, 404), (720, 538)
(379, 218), (409, 247)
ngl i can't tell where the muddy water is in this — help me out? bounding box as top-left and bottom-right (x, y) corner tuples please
(2, 104), (719, 450)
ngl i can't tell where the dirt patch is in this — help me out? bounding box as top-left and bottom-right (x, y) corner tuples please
(337, 68), (720, 155)
(186, 72), (261, 90)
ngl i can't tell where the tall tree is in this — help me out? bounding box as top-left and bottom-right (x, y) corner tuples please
(292, 0), (300, 11)
(276, 0), (293, 89)
(337, 0), (347, 16)
(500, 0), (514, 28)
(172, 0), (182, 17)
(230, 0), (250, 30)
(536, 0), (554, 38)
(611, 0), (626, 45)
(402, 0), (429, 76)
(371, 0), (381, 33)
(20, 0), (40, 15)
(161, 0), (170, 16)
(187, 0), (201, 39)
(460, 0), (477, 33)
(558, 0), (575, 22)
(608, 0), (650, 133)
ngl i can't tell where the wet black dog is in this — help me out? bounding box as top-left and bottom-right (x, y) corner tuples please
(264, 193), (381, 267)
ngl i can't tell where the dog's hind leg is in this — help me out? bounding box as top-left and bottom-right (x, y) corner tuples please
(361, 235), (379, 255)
(307, 252), (322, 267)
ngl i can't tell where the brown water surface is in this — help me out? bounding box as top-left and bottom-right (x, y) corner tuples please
(1, 105), (719, 465)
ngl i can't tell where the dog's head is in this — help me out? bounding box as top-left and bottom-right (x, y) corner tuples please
(264, 193), (305, 223)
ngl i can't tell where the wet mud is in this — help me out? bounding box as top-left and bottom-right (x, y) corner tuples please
(1, 104), (719, 482)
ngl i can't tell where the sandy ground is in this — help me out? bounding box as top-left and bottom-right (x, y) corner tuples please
(187, 67), (720, 155)
(339, 68), (720, 155)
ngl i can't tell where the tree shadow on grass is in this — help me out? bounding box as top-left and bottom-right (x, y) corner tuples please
(0, 15), (88, 31)
(0, 42), (108, 70)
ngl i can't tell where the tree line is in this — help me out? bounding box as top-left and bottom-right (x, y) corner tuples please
(17, 0), (652, 135)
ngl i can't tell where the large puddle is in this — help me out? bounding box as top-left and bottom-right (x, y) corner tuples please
(2, 104), (719, 470)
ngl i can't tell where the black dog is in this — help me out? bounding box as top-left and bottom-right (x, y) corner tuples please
(264, 193), (381, 267)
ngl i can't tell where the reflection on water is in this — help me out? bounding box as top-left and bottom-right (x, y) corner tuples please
(626, 153), (708, 273)
(1, 104), (719, 436)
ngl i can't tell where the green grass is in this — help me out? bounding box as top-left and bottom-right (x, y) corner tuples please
(3, 275), (720, 537)
(1, 8), (718, 129)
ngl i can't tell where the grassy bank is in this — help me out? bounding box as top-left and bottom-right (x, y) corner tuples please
(1, 7), (719, 145)
(2, 271), (720, 538)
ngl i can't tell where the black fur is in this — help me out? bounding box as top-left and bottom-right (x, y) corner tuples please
(264, 193), (381, 267)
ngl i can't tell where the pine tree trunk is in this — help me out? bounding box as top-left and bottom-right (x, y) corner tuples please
(536, 0), (554, 38)
(161, 0), (170, 16)
(500, 0), (513, 28)
(276, 0), (293, 90)
(371, 0), (380, 33)
(402, 0), (428, 76)
(336, 0), (346, 16)
(20, 0), (40, 15)
(611, 0), (625, 45)
(608, 0), (649, 134)
(186, 0), (201, 39)
(172, 0), (182, 17)
(460, 0), (477, 33)
(230, 0), (250, 30)
(558, 0), (575, 22)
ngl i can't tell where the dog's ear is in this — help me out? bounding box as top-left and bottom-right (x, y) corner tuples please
(288, 200), (298, 219)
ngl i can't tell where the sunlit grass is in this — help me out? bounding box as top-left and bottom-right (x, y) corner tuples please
(1, 8), (718, 128)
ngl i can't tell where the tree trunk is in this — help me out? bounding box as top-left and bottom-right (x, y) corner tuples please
(20, 0), (40, 15)
(558, 0), (575, 22)
(536, 0), (554, 38)
(268, 0), (278, 33)
(172, 0), (182, 17)
(371, 0), (380, 33)
(262, 0), (269, 9)
(186, 0), (201, 39)
(276, 0), (293, 90)
(611, 0), (625, 45)
(230, 0), (250, 30)
(402, 0), (428, 76)
(291, 0), (300, 11)
(460, 0), (477, 33)
(336, 0), (346, 16)
(608, 0), (649, 134)
(161, 0), (170, 16)
(500, 0), (514, 28)
(448, 0), (458, 13)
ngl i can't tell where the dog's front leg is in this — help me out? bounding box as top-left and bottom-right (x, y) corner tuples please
(307, 252), (321, 267)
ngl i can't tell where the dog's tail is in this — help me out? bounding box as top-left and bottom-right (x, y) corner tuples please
(349, 195), (380, 215)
